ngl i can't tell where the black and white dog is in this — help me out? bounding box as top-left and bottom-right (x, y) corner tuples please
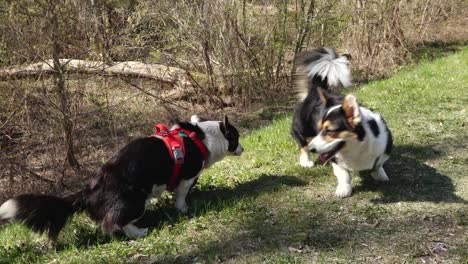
(291, 47), (392, 197)
(0, 116), (243, 240)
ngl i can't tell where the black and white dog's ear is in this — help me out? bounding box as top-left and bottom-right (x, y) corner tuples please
(219, 115), (229, 136)
(191, 115), (201, 123)
(191, 115), (210, 123)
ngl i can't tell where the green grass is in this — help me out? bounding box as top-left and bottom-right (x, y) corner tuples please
(1, 47), (467, 263)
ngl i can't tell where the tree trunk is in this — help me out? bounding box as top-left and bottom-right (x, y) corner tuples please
(294, 0), (315, 57)
(50, 9), (80, 170)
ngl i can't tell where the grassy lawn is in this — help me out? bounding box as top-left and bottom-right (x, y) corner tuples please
(1, 46), (467, 263)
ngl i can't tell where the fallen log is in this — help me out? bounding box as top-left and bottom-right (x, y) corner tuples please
(0, 59), (192, 87)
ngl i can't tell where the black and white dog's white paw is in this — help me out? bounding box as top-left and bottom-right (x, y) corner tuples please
(123, 224), (148, 239)
(176, 203), (189, 214)
(371, 167), (389, 182)
(335, 184), (352, 198)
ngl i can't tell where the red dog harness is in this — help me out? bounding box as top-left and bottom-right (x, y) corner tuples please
(149, 124), (209, 191)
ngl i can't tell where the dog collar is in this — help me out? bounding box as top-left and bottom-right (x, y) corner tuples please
(149, 124), (209, 191)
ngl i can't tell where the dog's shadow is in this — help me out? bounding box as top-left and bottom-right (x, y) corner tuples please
(354, 144), (466, 204)
(50, 174), (306, 251)
(136, 174), (306, 228)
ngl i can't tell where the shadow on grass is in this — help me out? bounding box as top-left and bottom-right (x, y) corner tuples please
(32, 174), (305, 253)
(55, 225), (112, 251)
(136, 174), (306, 229)
(354, 144), (466, 204)
(409, 40), (465, 63)
(150, 194), (466, 264)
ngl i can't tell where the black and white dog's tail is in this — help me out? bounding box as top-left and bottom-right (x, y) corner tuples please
(294, 47), (352, 101)
(0, 190), (87, 241)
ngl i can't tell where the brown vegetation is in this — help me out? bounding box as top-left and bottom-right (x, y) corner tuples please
(0, 0), (467, 200)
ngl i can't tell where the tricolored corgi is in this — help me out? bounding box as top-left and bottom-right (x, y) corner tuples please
(291, 47), (392, 197)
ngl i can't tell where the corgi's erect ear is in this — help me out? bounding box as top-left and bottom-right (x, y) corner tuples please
(317, 87), (328, 105)
(342, 94), (361, 127)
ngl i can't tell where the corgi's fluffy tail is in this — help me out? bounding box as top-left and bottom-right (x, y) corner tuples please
(295, 47), (352, 101)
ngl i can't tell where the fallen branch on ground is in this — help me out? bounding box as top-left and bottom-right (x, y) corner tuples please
(0, 60), (192, 87)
